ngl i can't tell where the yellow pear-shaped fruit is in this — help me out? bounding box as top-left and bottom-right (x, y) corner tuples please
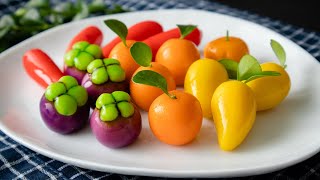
(247, 62), (290, 111)
(184, 58), (228, 118)
(211, 80), (256, 151)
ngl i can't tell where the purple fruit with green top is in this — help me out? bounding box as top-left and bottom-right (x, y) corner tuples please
(81, 58), (129, 108)
(39, 75), (90, 134)
(90, 91), (141, 148)
(64, 41), (102, 84)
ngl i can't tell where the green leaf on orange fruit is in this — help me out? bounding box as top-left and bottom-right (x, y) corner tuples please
(130, 42), (152, 67)
(219, 59), (238, 79)
(104, 19), (128, 47)
(177, 24), (197, 39)
(133, 70), (176, 99)
(270, 39), (286, 68)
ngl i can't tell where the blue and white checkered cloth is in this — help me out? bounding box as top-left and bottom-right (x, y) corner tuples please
(1, 0), (320, 179)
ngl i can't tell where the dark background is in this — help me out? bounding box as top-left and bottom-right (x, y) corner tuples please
(215, 0), (320, 31)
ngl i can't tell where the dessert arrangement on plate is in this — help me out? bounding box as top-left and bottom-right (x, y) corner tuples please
(23, 18), (290, 151)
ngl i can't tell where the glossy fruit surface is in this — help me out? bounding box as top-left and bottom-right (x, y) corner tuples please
(66, 26), (103, 52)
(143, 27), (202, 60)
(130, 62), (176, 111)
(40, 76), (89, 134)
(90, 92), (141, 148)
(148, 90), (203, 145)
(211, 80), (256, 151)
(204, 36), (249, 62)
(155, 39), (200, 85)
(109, 40), (139, 81)
(81, 58), (129, 108)
(102, 20), (163, 57)
(184, 58), (228, 118)
(40, 95), (90, 134)
(64, 41), (102, 84)
(247, 62), (291, 111)
(23, 49), (64, 88)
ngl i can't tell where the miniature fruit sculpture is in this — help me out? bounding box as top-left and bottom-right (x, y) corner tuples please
(105, 19), (140, 81)
(247, 40), (291, 111)
(64, 41), (102, 84)
(23, 49), (64, 89)
(66, 26), (103, 52)
(90, 91), (142, 148)
(81, 58), (129, 108)
(129, 42), (176, 111)
(184, 58), (228, 118)
(211, 55), (280, 151)
(23, 16), (295, 152)
(143, 26), (202, 60)
(204, 31), (249, 62)
(39, 76), (90, 134)
(102, 20), (163, 57)
(212, 80), (256, 151)
(133, 70), (202, 145)
(156, 25), (200, 85)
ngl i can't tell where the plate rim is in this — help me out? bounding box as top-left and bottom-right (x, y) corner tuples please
(0, 9), (319, 178)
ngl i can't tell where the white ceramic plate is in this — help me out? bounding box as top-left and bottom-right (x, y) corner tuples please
(0, 9), (319, 178)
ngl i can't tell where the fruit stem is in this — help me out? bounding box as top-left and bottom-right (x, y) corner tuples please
(168, 93), (177, 99)
(226, 30), (230, 41)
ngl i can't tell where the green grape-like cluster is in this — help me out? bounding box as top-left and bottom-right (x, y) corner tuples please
(95, 91), (134, 121)
(87, 58), (126, 85)
(64, 41), (102, 71)
(45, 76), (88, 116)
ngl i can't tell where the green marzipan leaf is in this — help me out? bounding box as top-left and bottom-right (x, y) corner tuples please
(177, 24), (197, 39)
(237, 54), (262, 81)
(130, 42), (152, 67)
(245, 71), (281, 83)
(104, 19), (128, 47)
(132, 70), (168, 95)
(270, 39), (286, 68)
(219, 59), (238, 79)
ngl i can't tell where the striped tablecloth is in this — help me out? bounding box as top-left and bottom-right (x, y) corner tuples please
(1, 0), (319, 179)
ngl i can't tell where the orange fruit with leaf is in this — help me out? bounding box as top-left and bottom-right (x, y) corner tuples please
(105, 19), (139, 81)
(129, 42), (176, 111)
(155, 25), (200, 85)
(133, 70), (202, 146)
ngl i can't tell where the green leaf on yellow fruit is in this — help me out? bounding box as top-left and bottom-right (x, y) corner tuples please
(219, 59), (238, 79)
(270, 39), (286, 68)
(244, 71), (281, 83)
(237, 55), (261, 81)
(237, 54), (281, 83)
